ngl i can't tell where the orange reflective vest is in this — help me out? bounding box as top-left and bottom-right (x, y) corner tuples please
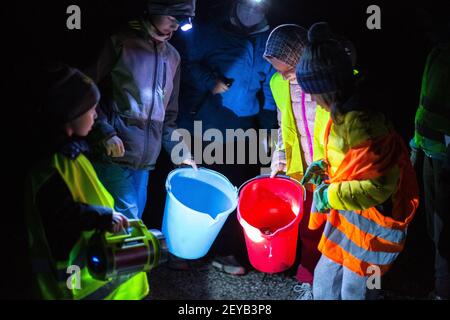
(310, 119), (419, 276)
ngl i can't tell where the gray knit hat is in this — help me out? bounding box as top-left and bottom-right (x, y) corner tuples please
(296, 22), (354, 94)
(264, 24), (308, 67)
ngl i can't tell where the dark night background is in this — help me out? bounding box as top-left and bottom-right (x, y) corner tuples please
(4, 0), (449, 299)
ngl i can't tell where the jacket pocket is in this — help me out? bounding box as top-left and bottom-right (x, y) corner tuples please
(113, 115), (146, 168)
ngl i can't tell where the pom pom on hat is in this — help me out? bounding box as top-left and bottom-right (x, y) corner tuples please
(308, 22), (332, 44)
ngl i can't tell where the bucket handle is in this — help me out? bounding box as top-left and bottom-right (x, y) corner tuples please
(238, 174), (306, 201)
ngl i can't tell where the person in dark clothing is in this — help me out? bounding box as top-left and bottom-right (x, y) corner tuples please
(176, 0), (277, 134)
(33, 65), (129, 254)
(174, 0), (277, 275)
(411, 40), (450, 300)
(26, 64), (150, 300)
(35, 139), (130, 261)
(85, 0), (197, 221)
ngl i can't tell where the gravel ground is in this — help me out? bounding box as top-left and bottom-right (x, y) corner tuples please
(145, 160), (436, 301)
(146, 257), (433, 300)
(148, 261), (300, 300)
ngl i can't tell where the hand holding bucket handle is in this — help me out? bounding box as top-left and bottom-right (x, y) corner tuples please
(178, 158), (199, 171)
(238, 174), (307, 201)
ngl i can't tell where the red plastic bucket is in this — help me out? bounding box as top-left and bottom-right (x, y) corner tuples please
(237, 176), (304, 273)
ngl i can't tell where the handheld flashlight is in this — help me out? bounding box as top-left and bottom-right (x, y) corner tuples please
(87, 220), (168, 281)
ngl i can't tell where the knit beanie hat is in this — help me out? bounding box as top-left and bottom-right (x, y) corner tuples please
(44, 64), (100, 125)
(147, 0), (196, 17)
(296, 22), (355, 94)
(264, 24), (308, 67)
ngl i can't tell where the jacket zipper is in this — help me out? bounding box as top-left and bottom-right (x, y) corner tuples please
(301, 91), (314, 164)
(140, 41), (159, 168)
(162, 62), (167, 90)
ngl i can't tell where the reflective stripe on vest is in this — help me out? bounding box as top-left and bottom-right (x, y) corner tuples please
(338, 210), (406, 245)
(82, 274), (133, 300)
(322, 221), (400, 266)
(319, 119), (414, 276)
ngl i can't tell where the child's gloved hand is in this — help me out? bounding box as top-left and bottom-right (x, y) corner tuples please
(110, 211), (129, 233)
(300, 159), (329, 186)
(313, 183), (331, 213)
(104, 135), (125, 158)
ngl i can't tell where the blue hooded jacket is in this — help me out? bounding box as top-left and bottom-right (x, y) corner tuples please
(175, 21), (277, 132)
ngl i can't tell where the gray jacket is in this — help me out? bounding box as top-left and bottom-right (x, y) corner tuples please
(87, 26), (189, 170)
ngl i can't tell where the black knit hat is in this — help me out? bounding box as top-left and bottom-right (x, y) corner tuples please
(264, 24), (308, 67)
(296, 22), (354, 94)
(147, 0), (196, 17)
(44, 64), (100, 125)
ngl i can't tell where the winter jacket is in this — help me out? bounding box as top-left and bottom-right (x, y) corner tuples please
(311, 109), (419, 276)
(26, 138), (149, 299)
(175, 21), (277, 133)
(35, 139), (114, 261)
(411, 43), (450, 160)
(270, 73), (330, 181)
(326, 110), (401, 211)
(86, 23), (189, 170)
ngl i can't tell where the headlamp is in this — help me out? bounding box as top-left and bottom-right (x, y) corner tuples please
(174, 15), (193, 32)
(244, 0), (267, 5)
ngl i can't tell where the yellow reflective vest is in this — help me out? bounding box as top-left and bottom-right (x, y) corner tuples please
(269, 72), (330, 180)
(26, 152), (149, 300)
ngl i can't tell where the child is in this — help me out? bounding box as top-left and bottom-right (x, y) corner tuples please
(26, 65), (148, 300)
(86, 0), (197, 220)
(263, 24), (330, 299)
(296, 22), (419, 300)
(175, 0), (276, 275)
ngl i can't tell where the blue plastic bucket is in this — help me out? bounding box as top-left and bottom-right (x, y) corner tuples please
(162, 168), (238, 259)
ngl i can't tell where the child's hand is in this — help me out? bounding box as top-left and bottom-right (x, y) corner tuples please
(104, 136), (125, 158)
(110, 211), (129, 233)
(270, 158), (287, 178)
(211, 79), (231, 95)
(182, 158), (198, 171)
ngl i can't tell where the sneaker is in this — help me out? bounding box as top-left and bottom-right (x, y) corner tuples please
(428, 292), (447, 300)
(211, 255), (246, 276)
(293, 283), (314, 300)
(167, 254), (191, 271)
